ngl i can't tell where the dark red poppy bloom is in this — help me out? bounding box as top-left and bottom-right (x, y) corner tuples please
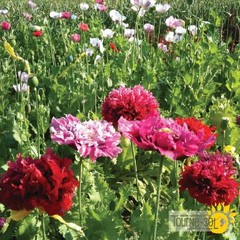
(0, 149), (79, 216)
(109, 42), (120, 52)
(101, 85), (160, 127)
(179, 151), (239, 206)
(33, 30), (43, 37)
(176, 116), (217, 151)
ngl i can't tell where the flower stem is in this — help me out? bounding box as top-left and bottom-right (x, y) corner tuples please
(153, 156), (164, 240)
(78, 158), (83, 225)
(41, 213), (47, 240)
(174, 160), (179, 201)
(131, 141), (140, 202)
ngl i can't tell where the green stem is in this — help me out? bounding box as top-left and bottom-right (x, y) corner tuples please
(41, 213), (47, 240)
(78, 158), (83, 225)
(131, 141), (140, 202)
(153, 156), (164, 240)
(222, 130), (225, 150)
(35, 89), (40, 158)
(174, 161), (179, 201)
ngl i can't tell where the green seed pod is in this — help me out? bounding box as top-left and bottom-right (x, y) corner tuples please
(221, 117), (230, 130)
(30, 76), (39, 88)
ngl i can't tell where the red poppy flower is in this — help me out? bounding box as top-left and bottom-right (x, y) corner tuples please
(179, 151), (239, 206)
(33, 30), (43, 37)
(102, 85), (160, 127)
(0, 149), (79, 216)
(78, 23), (89, 32)
(176, 116), (217, 151)
(109, 42), (120, 52)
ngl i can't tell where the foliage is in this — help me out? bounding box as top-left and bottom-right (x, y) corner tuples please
(0, 0), (239, 240)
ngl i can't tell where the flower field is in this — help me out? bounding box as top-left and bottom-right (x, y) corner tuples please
(0, 0), (239, 239)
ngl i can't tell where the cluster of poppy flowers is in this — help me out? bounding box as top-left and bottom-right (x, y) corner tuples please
(49, 84), (238, 207)
(0, 84), (238, 219)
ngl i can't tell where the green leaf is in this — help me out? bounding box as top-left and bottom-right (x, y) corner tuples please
(132, 201), (154, 239)
(17, 214), (38, 240)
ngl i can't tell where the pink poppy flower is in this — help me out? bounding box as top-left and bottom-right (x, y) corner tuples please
(70, 33), (80, 42)
(51, 115), (122, 161)
(165, 16), (183, 29)
(28, 0), (37, 9)
(144, 23), (154, 33)
(118, 115), (200, 160)
(74, 120), (122, 161)
(1, 21), (11, 30)
(98, 4), (107, 12)
(23, 12), (33, 20)
(50, 114), (80, 148)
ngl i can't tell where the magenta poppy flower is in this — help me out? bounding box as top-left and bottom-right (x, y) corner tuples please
(61, 12), (71, 19)
(118, 115), (200, 160)
(1, 21), (11, 30)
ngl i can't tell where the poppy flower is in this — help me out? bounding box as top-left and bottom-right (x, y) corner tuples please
(61, 12), (71, 19)
(118, 115), (200, 160)
(0, 149), (79, 216)
(109, 10), (126, 24)
(78, 23), (89, 31)
(101, 29), (114, 38)
(28, 0), (37, 9)
(102, 85), (159, 127)
(179, 151), (239, 205)
(80, 3), (89, 10)
(1, 21), (11, 30)
(165, 16), (184, 29)
(51, 115), (122, 162)
(109, 42), (120, 52)
(175, 116), (217, 151)
(144, 23), (154, 33)
(155, 4), (171, 13)
(70, 33), (80, 42)
(97, 4), (107, 12)
(33, 30), (43, 37)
